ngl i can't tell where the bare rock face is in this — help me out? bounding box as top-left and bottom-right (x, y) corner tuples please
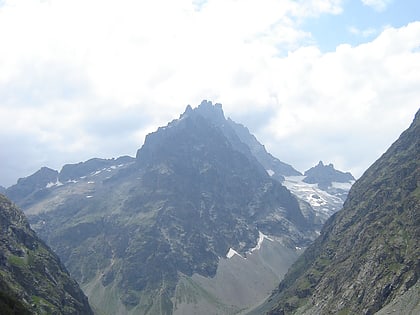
(256, 109), (420, 315)
(0, 194), (93, 314)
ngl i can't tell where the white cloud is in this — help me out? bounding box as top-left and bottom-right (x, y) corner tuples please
(256, 22), (420, 175)
(361, 0), (393, 12)
(348, 26), (378, 38)
(0, 0), (419, 186)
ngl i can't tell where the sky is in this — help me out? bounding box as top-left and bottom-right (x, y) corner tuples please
(0, 0), (419, 187)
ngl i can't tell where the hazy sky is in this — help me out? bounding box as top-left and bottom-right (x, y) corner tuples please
(1, 0), (419, 187)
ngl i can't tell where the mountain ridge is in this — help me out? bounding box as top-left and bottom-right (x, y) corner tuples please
(253, 108), (420, 315)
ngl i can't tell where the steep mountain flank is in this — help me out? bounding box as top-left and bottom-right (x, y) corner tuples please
(18, 102), (318, 315)
(255, 109), (420, 315)
(0, 194), (93, 314)
(226, 117), (301, 181)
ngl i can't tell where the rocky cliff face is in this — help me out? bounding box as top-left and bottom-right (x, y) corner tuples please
(0, 194), (93, 314)
(254, 109), (420, 315)
(12, 101), (320, 315)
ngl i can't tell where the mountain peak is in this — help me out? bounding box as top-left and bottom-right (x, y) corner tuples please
(303, 161), (355, 189)
(183, 104), (193, 115)
(180, 100), (224, 121)
(194, 99), (226, 123)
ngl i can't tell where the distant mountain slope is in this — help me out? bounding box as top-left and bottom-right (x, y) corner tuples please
(5, 156), (135, 208)
(58, 156), (134, 182)
(254, 109), (420, 315)
(0, 194), (93, 314)
(283, 162), (355, 222)
(5, 167), (59, 207)
(226, 117), (301, 181)
(17, 102), (317, 315)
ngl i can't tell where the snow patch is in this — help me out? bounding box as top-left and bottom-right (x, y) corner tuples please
(87, 181), (95, 184)
(45, 179), (63, 188)
(86, 195), (93, 199)
(67, 179), (78, 183)
(331, 181), (354, 190)
(250, 231), (273, 253)
(226, 248), (244, 259)
(266, 169), (275, 177)
(283, 175), (348, 219)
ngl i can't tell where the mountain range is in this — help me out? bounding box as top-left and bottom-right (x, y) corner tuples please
(2, 101), (354, 315)
(2, 101), (417, 315)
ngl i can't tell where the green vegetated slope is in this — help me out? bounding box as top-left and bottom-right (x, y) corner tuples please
(0, 194), (93, 315)
(256, 109), (420, 315)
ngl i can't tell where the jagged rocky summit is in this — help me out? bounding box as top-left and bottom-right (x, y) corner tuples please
(303, 160), (355, 189)
(252, 109), (420, 315)
(0, 194), (93, 314)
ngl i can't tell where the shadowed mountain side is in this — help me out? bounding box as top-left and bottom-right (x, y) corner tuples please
(251, 109), (420, 315)
(0, 194), (93, 314)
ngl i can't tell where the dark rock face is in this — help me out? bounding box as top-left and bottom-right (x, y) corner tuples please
(303, 160), (355, 190)
(259, 109), (420, 315)
(19, 101), (318, 315)
(0, 194), (93, 315)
